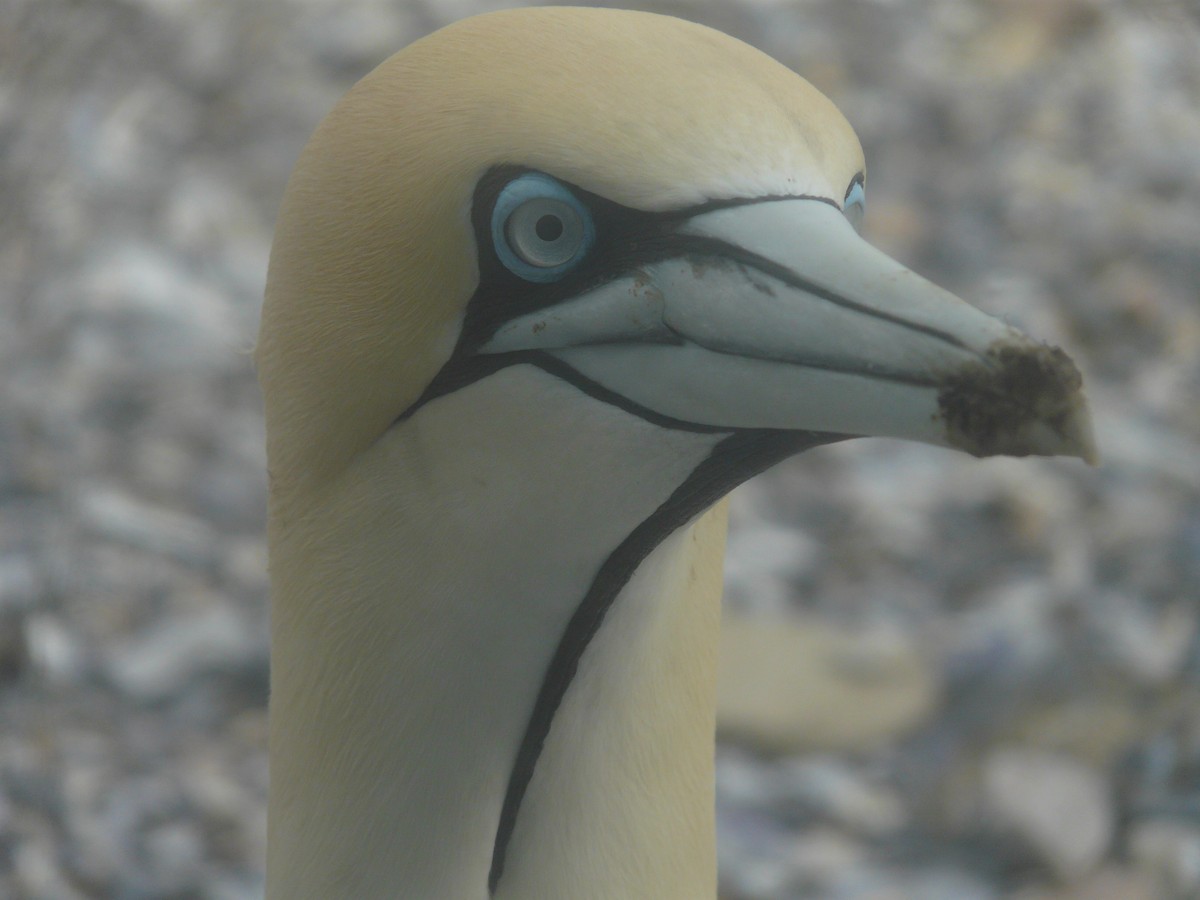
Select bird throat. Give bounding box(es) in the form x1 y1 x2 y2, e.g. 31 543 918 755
489 425 829 892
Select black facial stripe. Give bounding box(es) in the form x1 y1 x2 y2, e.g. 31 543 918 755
397 350 729 436
462 166 683 356
397 166 947 431
845 170 865 201
487 427 840 894
396 167 843 426
525 354 729 434
463 165 843 355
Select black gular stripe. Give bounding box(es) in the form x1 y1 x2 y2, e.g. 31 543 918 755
487 427 837 893
391 167 858 894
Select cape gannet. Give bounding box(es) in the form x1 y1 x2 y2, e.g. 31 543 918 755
256 8 1095 898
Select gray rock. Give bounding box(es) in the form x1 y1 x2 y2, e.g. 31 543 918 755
1129 819 1200 896
775 756 906 836
24 614 85 684
76 486 218 568
5 0 1199 897
105 605 264 701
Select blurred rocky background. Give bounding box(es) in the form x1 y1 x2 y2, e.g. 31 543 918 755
2 0 1198 897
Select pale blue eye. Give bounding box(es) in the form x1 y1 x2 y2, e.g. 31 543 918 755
491 173 595 282
843 179 865 232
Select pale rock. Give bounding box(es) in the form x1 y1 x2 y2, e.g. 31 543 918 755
1129 819 1200 895
1012 866 1158 900
783 827 867 890
105 605 263 701
982 748 1112 880
776 756 906 835
13 832 88 900
723 522 817 612
24 614 84 684
905 867 998 900
77 486 217 567
205 874 268 900
0 554 39 613
947 578 1057 678
718 614 939 753
144 820 203 889
1016 700 1142 769
1098 596 1195 685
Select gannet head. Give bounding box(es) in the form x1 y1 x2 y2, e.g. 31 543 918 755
258 7 1095 500
256 8 1095 896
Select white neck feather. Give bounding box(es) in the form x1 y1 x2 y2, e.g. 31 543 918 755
266 366 726 899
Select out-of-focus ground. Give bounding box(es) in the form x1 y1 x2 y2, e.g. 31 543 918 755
2 0 1198 897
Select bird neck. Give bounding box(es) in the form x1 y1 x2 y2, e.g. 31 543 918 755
265 367 726 899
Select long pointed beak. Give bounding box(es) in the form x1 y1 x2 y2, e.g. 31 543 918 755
483 199 1096 463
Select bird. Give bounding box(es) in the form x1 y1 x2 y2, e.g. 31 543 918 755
255 7 1095 899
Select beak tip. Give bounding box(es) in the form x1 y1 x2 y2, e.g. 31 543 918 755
938 338 1098 465
1022 401 1099 466
1063 404 1100 467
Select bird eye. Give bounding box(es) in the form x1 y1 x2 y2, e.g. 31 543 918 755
491 173 595 282
843 177 865 233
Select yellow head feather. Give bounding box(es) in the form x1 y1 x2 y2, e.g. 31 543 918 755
258 6 864 498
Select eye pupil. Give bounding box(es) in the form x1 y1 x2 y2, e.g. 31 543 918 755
504 200 580 268
535 214 564 242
